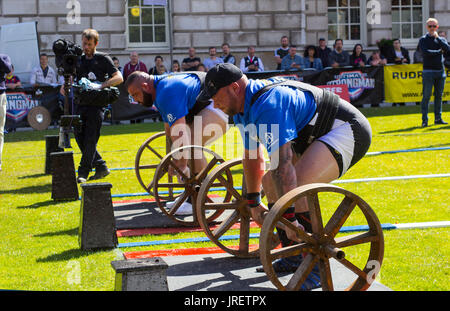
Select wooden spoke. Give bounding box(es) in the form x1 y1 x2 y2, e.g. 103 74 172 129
138 164 159 170
318 258 334 291
195 157 220 182
307 192 324 235
335 231 379 248
135 131 167 194
166 158 189 180
155 182 186 188
167 190 190 216
324 196 357 238
285 254 319 291
204 202 241 210
339 258 368 280
239 212 251 254
212 210 241 239
216 174 242 200
269 242 313 261
145 145 164 159
277 217 316 245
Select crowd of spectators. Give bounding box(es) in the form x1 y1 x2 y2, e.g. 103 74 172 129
109 35 434 83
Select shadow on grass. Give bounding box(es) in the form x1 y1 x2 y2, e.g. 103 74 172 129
379 124 450 135
34 227 78 237
0 184 51 195
361 102 450 118
379 125 423 134
16 199 62 209
18 173 49 179
35 247 112 263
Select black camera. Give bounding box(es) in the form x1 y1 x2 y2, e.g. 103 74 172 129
52 38 83 149
52 39 82 75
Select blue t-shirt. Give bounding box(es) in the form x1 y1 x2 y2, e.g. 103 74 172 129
153 73 202 126
233 79 316 156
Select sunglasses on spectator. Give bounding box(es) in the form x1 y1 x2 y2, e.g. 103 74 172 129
427 24 437 28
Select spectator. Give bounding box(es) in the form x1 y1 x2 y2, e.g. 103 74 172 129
317 38 332 68
274 35 290 70
197 63 207 72
349 44 367 68
182 47 201 71
330 39 350 68
419 18 450 127
171 60 181 73
148 55 165 75
386 39 410 64
203 47 224 70
302 45 323 70
367 50 387 66
5 65 21 89
413 43 424 63
221 43 236 65
240 46 264 72
30 53 58 85
281 45 303 71
158 64 167 75
112 57 123 75
123 51 148 81
0 54 12 172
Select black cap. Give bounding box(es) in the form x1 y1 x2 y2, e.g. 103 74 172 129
197 63 243 102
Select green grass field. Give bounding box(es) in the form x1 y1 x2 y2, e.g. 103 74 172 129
0 104 449 291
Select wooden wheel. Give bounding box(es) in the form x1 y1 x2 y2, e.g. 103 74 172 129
153 145 226 227
135 131 169 196
259 183 384 291
197 159 275 258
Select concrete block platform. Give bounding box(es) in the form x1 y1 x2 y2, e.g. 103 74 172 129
162 253 391 291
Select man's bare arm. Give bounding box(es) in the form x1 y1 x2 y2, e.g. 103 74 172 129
102 70 123 88
270 142 297 198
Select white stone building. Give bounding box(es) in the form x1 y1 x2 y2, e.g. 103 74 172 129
0 0 449 73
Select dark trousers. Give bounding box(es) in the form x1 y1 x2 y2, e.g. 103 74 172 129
73 105 106 177
421 70 446 122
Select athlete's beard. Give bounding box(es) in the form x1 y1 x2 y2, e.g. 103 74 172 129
141 91 154 107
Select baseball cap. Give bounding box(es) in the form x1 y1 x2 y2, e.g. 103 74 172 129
196 63 243 102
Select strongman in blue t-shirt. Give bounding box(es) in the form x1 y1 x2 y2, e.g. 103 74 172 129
197 63 372 289
125 71 229 215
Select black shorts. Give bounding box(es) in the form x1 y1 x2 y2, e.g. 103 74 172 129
291 99 372 177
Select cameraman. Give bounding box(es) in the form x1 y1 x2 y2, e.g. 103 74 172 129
73 29 123 183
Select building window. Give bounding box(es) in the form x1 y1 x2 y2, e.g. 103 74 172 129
127 0 168 47
327 0 362 42
392 0 424 40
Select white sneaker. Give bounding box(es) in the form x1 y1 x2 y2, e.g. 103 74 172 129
166 196 182 209
166 197 193 215
171 201 193 216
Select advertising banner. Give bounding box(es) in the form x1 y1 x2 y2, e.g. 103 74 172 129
5 85 61 129
302 66 384 107
384 64 450 103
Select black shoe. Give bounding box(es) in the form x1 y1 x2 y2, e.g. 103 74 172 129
88 168 110 180
256 255 303 273
435 119 448 125
421 121 428 127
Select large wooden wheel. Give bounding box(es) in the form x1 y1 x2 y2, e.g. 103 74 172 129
153 145 227 227
135 131 169 196
259 183 384 291
197 159 276 258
